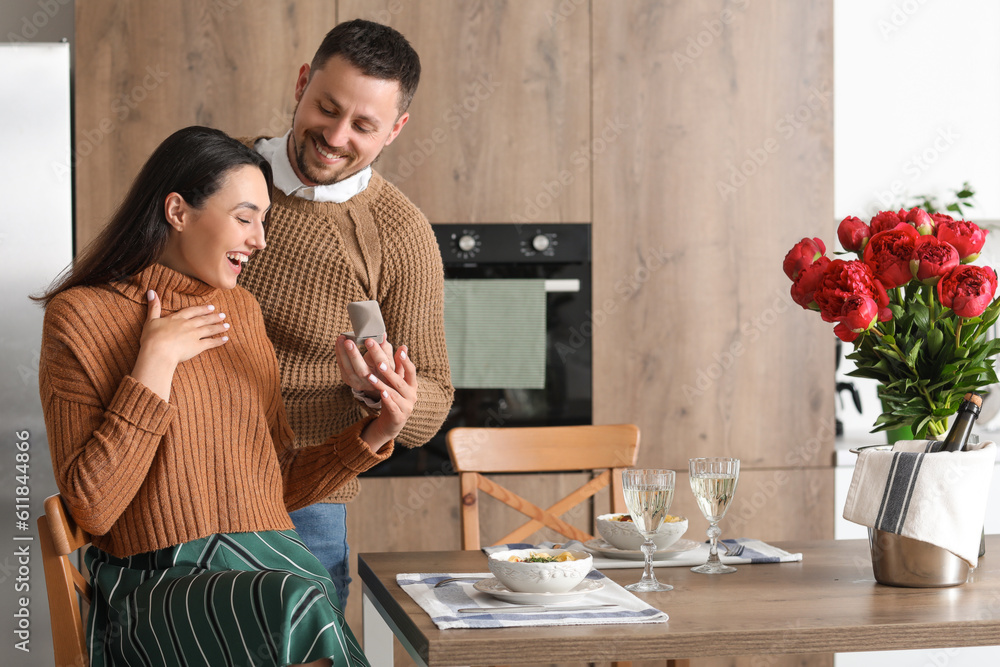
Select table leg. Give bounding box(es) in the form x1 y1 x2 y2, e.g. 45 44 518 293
363 583 395 667
362 582 430 667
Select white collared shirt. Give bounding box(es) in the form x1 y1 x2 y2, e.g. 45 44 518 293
255 132 372 203
254 132 382 410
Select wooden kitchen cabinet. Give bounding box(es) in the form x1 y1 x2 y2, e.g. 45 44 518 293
339 0 592 224
590 0 836 471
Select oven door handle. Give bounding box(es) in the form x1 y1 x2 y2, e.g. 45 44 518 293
544 279 580 293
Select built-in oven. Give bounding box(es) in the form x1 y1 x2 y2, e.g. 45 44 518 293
361 223 592 476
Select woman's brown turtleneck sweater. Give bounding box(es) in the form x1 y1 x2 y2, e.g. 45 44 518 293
38 263 392 558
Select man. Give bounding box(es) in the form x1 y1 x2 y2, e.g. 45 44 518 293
238 19 453 607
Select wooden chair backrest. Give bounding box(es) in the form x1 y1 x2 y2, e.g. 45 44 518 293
38 494 91 667
446 424 640 550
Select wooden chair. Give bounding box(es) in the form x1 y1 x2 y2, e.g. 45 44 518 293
38 494 91 667
447 423 640 550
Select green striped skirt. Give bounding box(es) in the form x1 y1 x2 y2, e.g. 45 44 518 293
84 530 369 667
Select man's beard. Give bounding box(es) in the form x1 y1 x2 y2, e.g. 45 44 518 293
293 133 358 185
291 122 382 186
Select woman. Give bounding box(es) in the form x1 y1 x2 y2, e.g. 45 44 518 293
36 126 415 667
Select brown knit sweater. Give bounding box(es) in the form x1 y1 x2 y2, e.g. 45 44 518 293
38 263 393 558
239 164 453 503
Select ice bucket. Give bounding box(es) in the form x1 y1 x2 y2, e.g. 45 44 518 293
851 443 975 587
868 528 970 587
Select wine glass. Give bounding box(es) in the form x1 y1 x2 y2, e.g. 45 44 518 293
621 468 676 592
689 457 740 574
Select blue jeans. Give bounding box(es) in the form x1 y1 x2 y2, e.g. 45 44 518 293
289 503 350 607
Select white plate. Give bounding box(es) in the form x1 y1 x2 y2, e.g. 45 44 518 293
472 577 604 605
583 537 701 560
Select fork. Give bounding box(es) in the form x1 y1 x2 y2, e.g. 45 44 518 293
722 541 745 558
433 576 483 588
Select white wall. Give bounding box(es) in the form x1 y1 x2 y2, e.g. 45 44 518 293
835 0 1000 438
835 0 1000 220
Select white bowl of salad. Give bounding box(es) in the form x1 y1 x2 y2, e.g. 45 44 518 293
596 513 688 551
487 548 593 594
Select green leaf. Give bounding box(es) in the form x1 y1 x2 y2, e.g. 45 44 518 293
881 348 905 363
927 327 945 356
979 299 1000 328
941 361 974 375
854 373 892 385
913 415 934 437
961 324 980 347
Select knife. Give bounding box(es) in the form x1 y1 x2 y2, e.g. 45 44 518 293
458 604 619 614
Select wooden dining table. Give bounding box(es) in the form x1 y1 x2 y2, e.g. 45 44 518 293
359 536 1000 666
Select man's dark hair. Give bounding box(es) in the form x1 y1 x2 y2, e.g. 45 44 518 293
311 19 421 115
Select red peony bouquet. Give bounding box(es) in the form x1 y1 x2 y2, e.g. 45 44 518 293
785 208 1000 438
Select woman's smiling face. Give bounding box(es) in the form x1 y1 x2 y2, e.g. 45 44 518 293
159 164 271 290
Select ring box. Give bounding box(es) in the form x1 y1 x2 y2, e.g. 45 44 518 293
343 300 386 346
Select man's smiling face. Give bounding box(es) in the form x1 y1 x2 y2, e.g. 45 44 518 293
287 55 409 186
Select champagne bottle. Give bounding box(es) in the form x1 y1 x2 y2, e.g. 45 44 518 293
940 393 982 452
937 393 985 556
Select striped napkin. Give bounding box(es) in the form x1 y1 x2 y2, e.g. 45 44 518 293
843 440 996 566
395 570 668 630
484 539 803 569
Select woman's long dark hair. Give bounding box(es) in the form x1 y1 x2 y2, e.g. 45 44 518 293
33 126 273 306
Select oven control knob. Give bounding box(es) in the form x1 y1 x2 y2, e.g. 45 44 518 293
458 235 477 252
531 234 551 252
